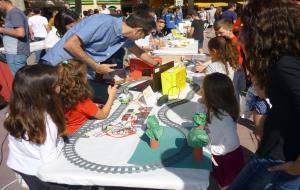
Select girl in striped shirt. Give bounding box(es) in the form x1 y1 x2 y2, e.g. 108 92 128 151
194 36 239 80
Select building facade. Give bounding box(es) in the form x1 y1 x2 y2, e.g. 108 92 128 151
67 0 121 10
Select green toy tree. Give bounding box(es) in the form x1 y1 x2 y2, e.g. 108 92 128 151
193 112 207 129
145 115 164 149
188 112 209 160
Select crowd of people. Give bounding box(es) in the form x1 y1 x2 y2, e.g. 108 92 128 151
0 0 299 189
82 4 122 18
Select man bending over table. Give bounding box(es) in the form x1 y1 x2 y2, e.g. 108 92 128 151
42 10 160 78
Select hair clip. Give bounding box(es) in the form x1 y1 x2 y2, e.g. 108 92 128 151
62 60 69 64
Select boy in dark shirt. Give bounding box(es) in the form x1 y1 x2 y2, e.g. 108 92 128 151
188 11 205 52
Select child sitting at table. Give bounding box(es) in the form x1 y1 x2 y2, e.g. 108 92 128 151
194 36 239 80
4 64 66 189
57 60 118 135
199 73 244 189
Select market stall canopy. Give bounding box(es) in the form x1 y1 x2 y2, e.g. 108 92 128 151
237 1 247 5
194 2 228 7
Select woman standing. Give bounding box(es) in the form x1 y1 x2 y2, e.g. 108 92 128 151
230 0 300 189
45 9 79 49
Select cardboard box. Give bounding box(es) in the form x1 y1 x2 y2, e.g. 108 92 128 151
161 66 186 96
129 57 162 80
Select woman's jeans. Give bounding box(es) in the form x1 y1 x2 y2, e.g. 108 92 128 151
33 37 46 63
229 154 300 190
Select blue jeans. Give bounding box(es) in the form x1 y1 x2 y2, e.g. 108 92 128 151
229 154 300 190
33 37 46 63
6 54 28 75
0 53 6 62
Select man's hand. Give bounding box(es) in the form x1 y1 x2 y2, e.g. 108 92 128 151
95 64 116 74
269 157 300 176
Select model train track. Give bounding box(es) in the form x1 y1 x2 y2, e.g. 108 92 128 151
63 81 200 174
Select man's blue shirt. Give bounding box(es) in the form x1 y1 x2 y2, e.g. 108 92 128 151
221 10 237 23
42 14 134 65
175 12 183 25
164 13 176 29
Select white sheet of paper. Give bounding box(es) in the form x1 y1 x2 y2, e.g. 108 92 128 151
142 86 157 106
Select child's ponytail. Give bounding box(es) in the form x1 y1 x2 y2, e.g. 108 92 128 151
208 36 239 75
223 37 239 71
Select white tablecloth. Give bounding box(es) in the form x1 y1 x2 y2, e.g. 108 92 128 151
152 39 198 56
38 82 210 190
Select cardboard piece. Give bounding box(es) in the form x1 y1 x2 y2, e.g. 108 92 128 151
161 66 186 96
142 86 157 106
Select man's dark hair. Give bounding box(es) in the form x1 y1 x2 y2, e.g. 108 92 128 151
134 4 151 12
125 10 156 34
83 10 89 17
191 11 199 17
94 9 99 14
228 2 236 8
33 8 41 15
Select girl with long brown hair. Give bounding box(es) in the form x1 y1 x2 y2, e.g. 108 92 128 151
200 73 244 189
5 64 65 189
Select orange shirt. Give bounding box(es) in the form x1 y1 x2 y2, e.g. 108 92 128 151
233 18 241 33
65 98 98 135
232 35 244 65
